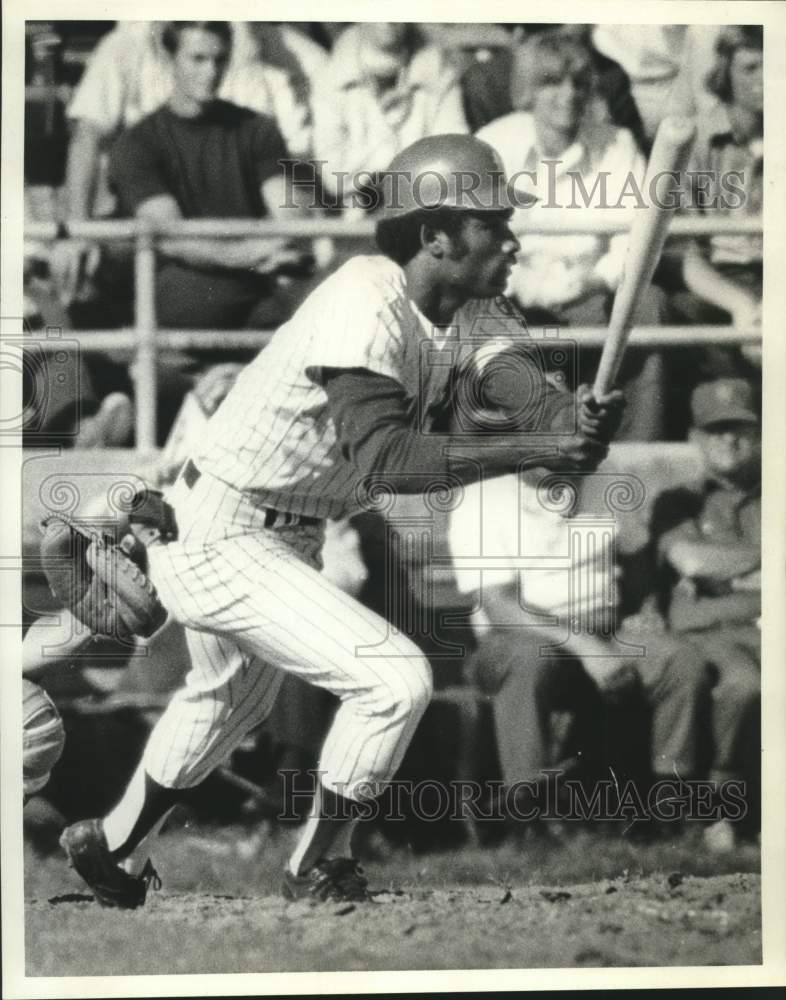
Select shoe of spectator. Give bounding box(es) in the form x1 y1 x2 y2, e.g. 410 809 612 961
75 392 134 448
703 818 737 854
60 818 161 908
281 857 371 903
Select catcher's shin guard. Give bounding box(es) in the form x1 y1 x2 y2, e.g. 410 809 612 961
23 680 65 800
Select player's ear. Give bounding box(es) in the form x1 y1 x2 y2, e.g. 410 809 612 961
419 222 450 259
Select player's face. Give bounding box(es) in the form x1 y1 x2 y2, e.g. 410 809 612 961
730 48 763 114
444 212 521 298
696 421 761 481
172 28 230 106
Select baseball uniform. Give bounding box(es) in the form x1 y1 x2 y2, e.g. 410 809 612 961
143 254 532 800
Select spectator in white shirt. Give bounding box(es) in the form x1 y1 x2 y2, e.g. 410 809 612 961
312 23 469 211
230 22 328 116
592 25 723 141
447 467 715 827
480 32 646 321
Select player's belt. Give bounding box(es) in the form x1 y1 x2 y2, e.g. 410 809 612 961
180 459 321 529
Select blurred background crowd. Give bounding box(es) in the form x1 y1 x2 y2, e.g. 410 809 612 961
23 19 762 446
22 21 762 857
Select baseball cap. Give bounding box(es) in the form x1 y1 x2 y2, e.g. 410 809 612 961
690 377 759 428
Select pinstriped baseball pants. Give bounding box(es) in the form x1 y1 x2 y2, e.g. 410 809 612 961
145 470 433 800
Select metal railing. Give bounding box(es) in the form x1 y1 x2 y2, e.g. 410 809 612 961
24 215 763 453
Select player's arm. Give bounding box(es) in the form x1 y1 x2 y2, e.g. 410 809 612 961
458 343 624 442
323 367 616 493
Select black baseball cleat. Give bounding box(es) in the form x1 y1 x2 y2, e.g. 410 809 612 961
59 818 161 909
282 857 371 903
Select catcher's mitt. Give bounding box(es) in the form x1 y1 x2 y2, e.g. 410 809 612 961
39 510 168 641
23 679 65 799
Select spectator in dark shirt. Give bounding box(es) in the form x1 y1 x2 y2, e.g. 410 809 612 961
49 20 314 311
653 376 761 851
108 20 309 331
94 21 312 439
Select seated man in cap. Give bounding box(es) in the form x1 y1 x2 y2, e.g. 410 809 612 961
652 375 761 852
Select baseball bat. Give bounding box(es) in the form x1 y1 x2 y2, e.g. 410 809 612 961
593 116 697 399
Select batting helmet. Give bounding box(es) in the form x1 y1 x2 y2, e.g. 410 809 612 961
376 133 532 221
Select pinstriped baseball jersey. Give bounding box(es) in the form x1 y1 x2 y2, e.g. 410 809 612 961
145 470 433 797
137 252 529 801
194 254 530 520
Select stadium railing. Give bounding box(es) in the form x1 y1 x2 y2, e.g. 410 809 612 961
24 214 762 453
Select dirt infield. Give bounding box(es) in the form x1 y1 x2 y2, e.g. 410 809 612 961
23 824 761 975
26 873 760 975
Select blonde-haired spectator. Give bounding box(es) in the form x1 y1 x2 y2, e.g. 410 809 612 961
483 33 647 319
478 32 664 438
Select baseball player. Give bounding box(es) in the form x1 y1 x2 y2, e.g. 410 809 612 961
59 133 624 907
23 673 67 804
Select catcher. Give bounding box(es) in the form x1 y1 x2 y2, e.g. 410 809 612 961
23 679 66 804
22 487 173 803
21 362 279 806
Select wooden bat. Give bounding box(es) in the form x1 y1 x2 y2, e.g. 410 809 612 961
593 116 697 399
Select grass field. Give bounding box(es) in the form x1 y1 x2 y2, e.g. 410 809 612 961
23 816 761 975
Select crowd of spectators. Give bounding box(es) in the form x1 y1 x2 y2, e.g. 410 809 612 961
23 20 762 444
447 373 760 851
22 21 762 852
